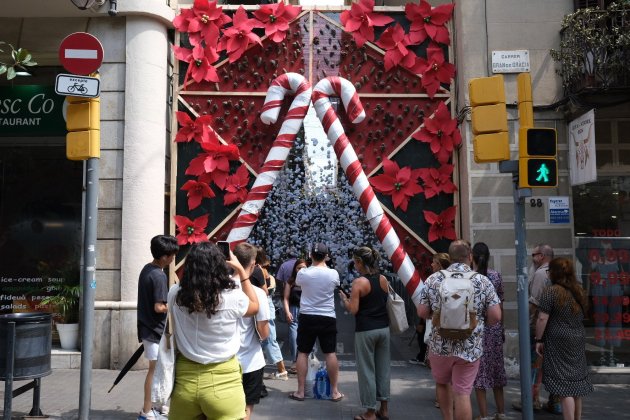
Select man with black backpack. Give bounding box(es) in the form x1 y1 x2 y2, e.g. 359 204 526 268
418 240 501 420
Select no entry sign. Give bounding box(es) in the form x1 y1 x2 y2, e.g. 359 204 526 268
59 32 104 75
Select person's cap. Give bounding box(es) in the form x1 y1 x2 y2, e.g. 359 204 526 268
312 242 329 255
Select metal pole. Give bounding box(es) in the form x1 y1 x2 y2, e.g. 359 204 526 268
513 175 534 420
3 321 15 420
78 157 99 419
499 160 533 420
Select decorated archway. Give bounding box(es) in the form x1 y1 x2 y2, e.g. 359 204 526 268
171 1 460 295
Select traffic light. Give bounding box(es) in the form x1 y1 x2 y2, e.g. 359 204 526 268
518 127 558 188
66 96 100 160
468 75 510 163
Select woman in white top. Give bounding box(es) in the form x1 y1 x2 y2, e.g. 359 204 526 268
168 242 258 420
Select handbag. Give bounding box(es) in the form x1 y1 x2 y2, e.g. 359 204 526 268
386 284 409 334
151 313 176 406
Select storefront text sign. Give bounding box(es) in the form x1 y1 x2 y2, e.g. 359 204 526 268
549 196 570 224
491 50 530 73
0 86 66 137
569 109 597 186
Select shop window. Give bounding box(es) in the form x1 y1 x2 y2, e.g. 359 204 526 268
595 121 612 143
618 121 630 143
596 149 614 167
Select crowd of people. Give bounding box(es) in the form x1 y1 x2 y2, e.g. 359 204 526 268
134 235 592 420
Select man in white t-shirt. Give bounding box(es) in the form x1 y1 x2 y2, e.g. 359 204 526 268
234 243 270 420
288 243 344 402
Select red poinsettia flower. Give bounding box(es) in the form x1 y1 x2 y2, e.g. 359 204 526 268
413 101 461 163
340 0 394 48
253 2 302 43
174 112 216 144
423 206 457 242
419 164 457 199
181 179 216 210
369 158 423 212
411 44 455 98
173 0 232 46
173 43 219 85
376 24 416 72
218 6 263 63
223 165 250 206
174 214 209 245
186 142 240 190
405 0 454 45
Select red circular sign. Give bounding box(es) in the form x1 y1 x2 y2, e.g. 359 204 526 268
58 32 104 75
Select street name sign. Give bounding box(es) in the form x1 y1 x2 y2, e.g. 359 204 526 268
55 74 100 98
492 50 530 73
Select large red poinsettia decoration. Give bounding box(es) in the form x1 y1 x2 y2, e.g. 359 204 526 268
175 112 215 144
412 43 455 98
424 206 457 242
254 2 302 43
223 165 250 206
181 179 216 210
174 44 219 85
405 0 454 46
218 6 263 63
413 101 461 163
369 159 423 212
174 214 209 245
186 142 240 190
340 0 394 48
420 164 457 199
376 24 417 72
173 0 231 46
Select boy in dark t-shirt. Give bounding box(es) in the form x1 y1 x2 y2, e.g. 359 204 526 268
137 235 179 420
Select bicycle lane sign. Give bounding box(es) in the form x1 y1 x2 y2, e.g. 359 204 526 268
55 74 100 98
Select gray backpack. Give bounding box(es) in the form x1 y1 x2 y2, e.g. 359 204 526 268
432 270 477 340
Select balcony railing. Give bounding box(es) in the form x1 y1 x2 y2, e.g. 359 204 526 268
551 3 630 94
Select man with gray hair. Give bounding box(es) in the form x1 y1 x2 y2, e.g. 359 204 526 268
419 240 501 420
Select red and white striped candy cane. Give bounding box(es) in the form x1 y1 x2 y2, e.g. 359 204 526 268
312 76 422 305
226 73 312 245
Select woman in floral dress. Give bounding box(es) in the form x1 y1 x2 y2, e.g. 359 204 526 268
472 242 507 420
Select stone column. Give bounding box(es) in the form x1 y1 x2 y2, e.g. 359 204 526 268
119 15 169 364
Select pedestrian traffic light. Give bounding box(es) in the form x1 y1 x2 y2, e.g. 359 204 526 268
518 127 558 188
66 96 100 161
468 75 510 163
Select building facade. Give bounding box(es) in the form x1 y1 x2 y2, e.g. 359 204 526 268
1 0 627 369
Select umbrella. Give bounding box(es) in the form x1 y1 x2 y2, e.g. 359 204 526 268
108 344 144 393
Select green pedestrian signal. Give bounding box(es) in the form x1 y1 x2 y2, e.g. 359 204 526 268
522 158 557 187
518 127 558 188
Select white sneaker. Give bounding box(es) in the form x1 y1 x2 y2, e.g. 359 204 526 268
138 409 167 420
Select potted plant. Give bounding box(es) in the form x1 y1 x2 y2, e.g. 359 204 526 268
41 283 80 350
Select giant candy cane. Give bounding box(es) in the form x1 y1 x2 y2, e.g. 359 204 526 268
226 73 312 245
312 77 422 305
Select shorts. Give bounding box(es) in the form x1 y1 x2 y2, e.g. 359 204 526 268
429 353 480 395
242 367 264 406
142 339 159 361
297 314 337 354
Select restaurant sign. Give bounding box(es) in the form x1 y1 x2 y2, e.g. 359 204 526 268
0 85 66 137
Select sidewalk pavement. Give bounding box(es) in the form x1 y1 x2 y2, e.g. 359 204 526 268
2 362 628 419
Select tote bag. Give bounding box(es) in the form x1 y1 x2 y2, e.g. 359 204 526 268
151 315 176 406
386 284 409 334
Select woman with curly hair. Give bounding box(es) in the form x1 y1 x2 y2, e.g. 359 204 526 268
167 242 259 420
535 258 593 420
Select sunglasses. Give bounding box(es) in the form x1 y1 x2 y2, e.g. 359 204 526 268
531 252 542 257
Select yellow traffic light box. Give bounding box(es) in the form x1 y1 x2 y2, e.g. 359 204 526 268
468 75 510 163
66 96 100 160
518 127 558 188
